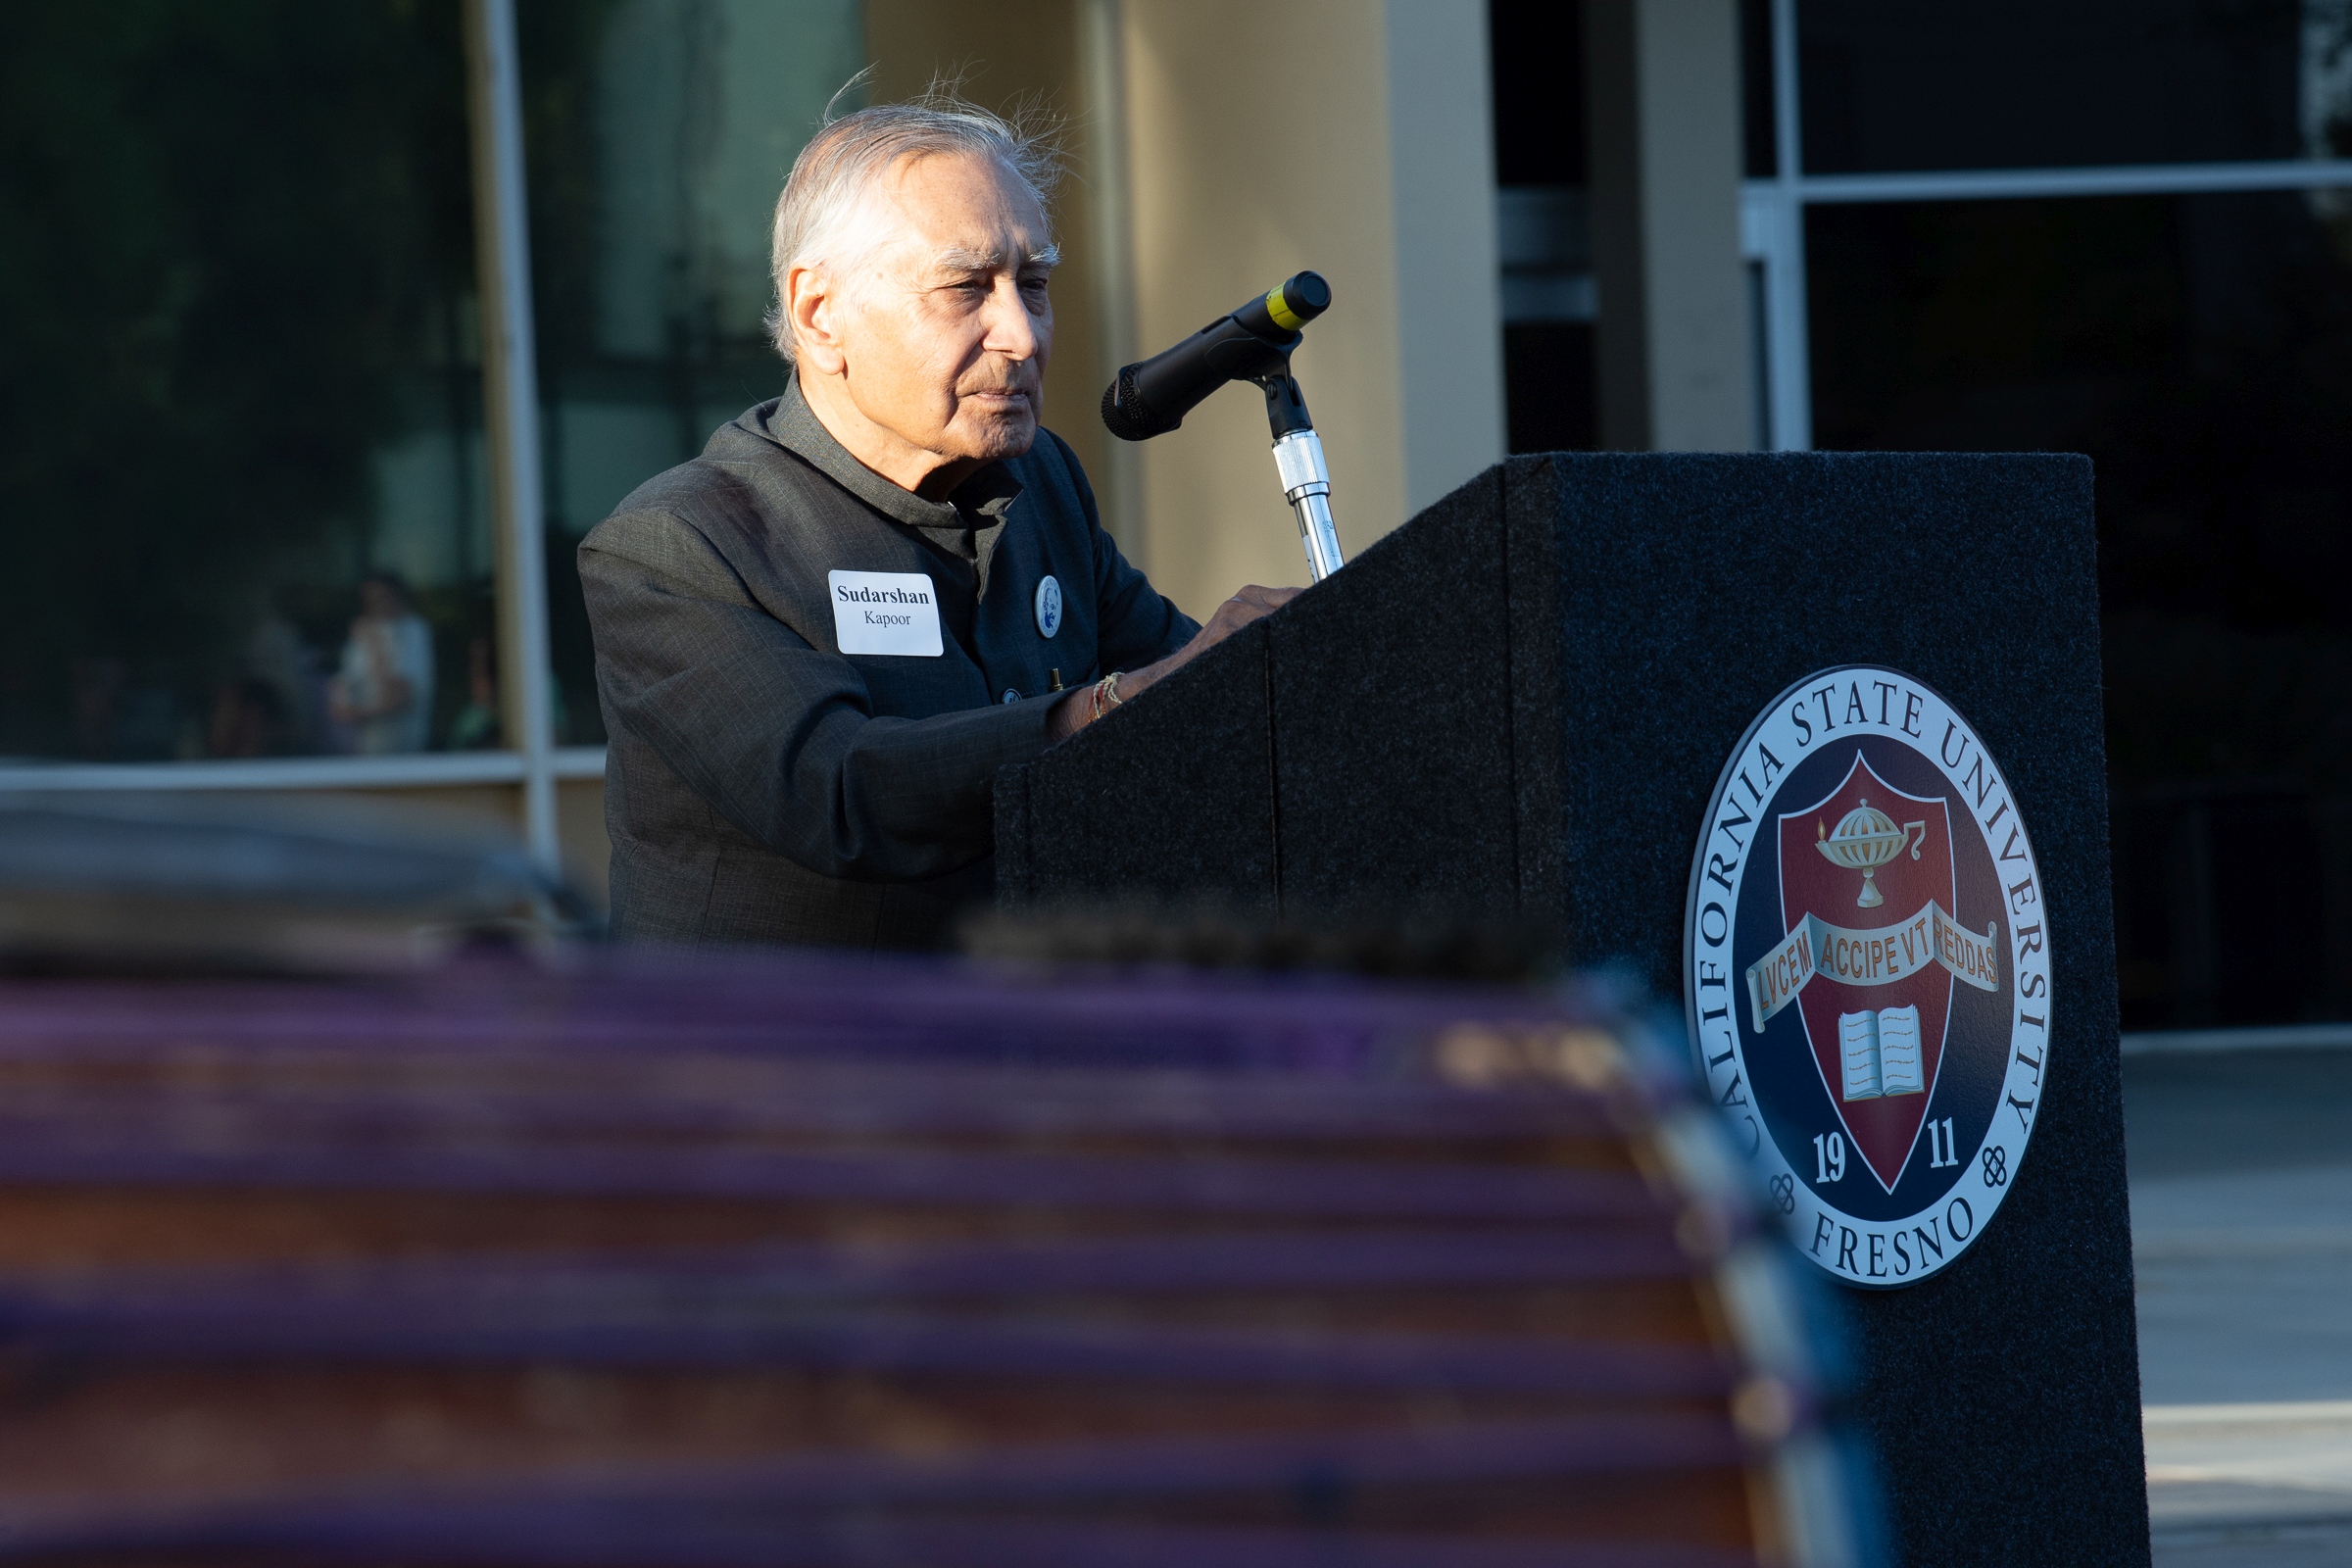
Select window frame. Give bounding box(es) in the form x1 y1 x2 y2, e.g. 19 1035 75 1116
1743 0 2352 1042
1741 0 2352 454
0 0 584 870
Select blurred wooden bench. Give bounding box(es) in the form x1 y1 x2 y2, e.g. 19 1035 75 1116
0 954 1869 1566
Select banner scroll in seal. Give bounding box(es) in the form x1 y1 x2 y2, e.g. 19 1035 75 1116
1745 900 2001 1032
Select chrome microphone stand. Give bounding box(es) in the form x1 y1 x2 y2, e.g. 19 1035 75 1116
1260 373 1346 582
1098 270 1345 581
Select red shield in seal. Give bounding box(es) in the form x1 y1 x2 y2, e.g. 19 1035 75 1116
1777 753 1955 1191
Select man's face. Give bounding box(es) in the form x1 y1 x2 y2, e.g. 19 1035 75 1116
822 151 1054 469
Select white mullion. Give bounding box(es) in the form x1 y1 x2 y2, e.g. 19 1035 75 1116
0 749 605 793
1764 0 1812 452
0 754 527 794
463 0 560 873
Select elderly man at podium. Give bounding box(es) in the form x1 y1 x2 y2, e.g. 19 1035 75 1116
579 92 1294 950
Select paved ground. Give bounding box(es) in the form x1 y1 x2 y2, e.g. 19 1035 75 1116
2126 1046 2352 1566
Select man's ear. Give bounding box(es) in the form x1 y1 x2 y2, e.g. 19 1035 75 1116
787 264 850 376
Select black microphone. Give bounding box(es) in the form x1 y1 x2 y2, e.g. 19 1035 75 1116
1101 271 1332 442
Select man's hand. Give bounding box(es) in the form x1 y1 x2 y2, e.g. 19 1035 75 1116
1048 584 1301 741
1148 584 1300 684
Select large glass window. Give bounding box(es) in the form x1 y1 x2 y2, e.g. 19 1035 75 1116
1797 0 2352 174
1807 190 2352 1026
0 0 863 879
0 4 489 760
522 0 863 747
1742 0 2352 1031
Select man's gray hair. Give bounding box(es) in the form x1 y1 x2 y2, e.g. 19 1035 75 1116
766 80 1064 361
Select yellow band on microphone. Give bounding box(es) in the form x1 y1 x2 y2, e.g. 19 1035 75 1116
1264 285 1304 332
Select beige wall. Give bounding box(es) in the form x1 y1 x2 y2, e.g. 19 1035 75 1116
1120 1 1402 612
1119 0 1502 617
863 0 1119 534
1382 0 1507 514
867 0 1505 622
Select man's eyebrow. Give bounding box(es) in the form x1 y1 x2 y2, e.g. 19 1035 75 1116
932 243 1062 273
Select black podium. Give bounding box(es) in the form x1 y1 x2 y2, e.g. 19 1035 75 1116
999 453 2146 1567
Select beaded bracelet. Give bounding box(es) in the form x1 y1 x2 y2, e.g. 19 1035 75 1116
1090 670 1123 724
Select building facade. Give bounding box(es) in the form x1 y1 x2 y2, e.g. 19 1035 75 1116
6 0 2346 1032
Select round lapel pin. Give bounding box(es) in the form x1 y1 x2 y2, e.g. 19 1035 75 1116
1035 574 1062 638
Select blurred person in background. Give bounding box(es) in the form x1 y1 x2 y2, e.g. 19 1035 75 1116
205 677 289 759
448 633 567 751
447 634 500 751
328 571 434 754
240 597 325 754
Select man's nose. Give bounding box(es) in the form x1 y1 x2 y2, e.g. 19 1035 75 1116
980 275 1039 361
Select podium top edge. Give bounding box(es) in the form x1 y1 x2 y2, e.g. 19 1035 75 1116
1496 449 2093 465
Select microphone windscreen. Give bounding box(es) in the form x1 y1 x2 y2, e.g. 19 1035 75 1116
1100 364 1160 442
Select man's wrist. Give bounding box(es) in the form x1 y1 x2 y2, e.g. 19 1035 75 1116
1046 687 1089 742
1043 652 1186 744
1089 670 1124 723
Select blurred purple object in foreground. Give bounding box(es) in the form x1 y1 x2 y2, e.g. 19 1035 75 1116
0 951 1875 1567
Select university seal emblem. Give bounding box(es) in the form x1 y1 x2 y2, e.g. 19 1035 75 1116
1683 666 2051 1287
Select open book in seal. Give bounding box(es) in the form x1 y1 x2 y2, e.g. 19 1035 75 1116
1838 1004 1924 1101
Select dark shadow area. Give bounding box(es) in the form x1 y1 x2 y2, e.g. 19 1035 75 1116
1797 0 2348 174
1807 190 2352 1029
0 3 501 760
1502 322 1598 455
1487 0 1586 188
1488 0 1599 455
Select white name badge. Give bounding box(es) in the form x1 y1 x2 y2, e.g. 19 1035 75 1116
828 570 943 657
